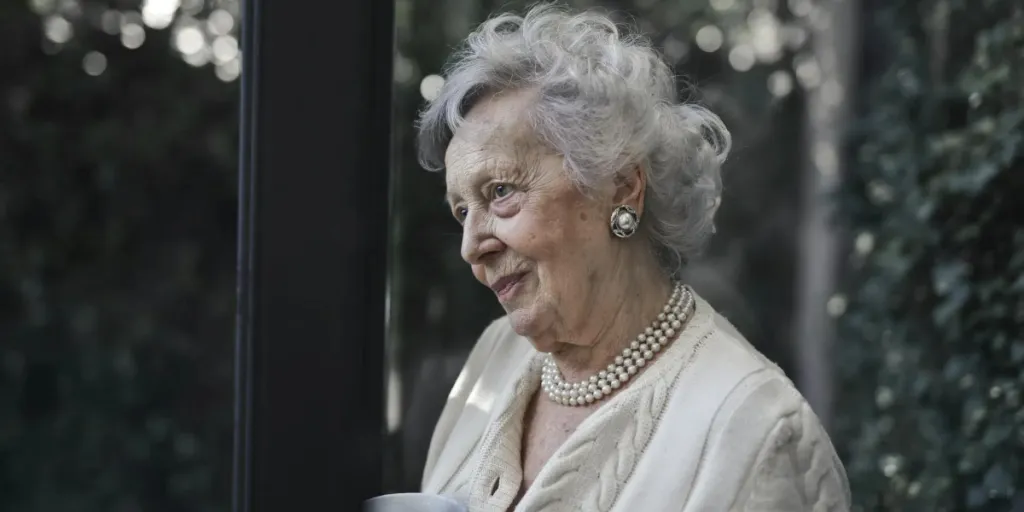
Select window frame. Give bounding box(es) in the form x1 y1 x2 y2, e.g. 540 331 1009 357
233 0 395 509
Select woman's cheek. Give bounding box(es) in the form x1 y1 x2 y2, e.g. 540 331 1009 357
493 201 534 244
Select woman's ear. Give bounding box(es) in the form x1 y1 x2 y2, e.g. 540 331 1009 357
612 164 647 213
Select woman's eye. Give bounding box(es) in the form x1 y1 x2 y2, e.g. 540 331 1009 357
455 206 468 220
492 183 513 199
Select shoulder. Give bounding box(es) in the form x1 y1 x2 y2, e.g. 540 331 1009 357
678 301 798 431
679 299 851 510
690 297 805 422
715 375 850 510
688 375 851 510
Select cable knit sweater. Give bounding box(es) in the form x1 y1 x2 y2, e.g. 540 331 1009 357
421 292 851 511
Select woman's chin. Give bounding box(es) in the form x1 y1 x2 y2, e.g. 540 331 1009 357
505 307 545 340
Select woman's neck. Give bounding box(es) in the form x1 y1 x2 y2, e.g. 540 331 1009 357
547 257 672 383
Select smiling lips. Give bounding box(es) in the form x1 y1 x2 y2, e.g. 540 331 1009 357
490 272 526 301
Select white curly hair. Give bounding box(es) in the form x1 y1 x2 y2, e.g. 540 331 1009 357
417 3 731 274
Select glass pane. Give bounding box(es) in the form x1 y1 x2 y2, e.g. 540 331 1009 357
387 0 803 492
2 1 240 510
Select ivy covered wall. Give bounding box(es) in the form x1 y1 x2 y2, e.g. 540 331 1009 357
835 0 1024 510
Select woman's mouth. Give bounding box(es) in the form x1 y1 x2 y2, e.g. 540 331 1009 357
490 272 526 301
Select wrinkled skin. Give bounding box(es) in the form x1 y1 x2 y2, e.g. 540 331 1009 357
444 89 670 380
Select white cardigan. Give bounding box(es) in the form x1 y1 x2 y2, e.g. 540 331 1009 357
422 292 851 511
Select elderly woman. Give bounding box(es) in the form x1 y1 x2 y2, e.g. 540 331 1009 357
416 5 850 511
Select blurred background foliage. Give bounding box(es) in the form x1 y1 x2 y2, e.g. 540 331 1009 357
834 0 1024 510
1 0 238 510
0 0 1020 511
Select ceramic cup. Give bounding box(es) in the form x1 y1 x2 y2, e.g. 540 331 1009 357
363 492 467 512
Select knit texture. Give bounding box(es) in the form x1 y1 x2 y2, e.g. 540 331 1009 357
424 292 851 512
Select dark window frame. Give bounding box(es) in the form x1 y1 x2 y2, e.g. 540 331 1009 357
233 0 394 509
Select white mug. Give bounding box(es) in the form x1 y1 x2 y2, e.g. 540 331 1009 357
363 492 467 512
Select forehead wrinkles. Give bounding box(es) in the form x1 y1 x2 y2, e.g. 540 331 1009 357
446 134 509 173
445 112 543 195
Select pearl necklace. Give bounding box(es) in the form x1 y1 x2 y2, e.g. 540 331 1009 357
541 282 694 407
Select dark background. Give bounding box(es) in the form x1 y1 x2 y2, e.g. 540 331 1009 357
1 0 1021 510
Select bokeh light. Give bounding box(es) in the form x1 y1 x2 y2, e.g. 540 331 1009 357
695 25 723 52
710 0 735 12
183 47 211 67
59 0 83 18
47 0 244 81
826 294 847 318
180 0 205 16
122 11 145 32
101 10 121 35
420 74 445 101
394 54 416 84
788 0 813 17
121 23 146 49
82 51 107 76
215 58 241 82
212 36 239 63
662 35 689 62
854 232 875 256
29 0 55 15
748 9 782 63
767 70 794 97
783 24 809 50
207 9 234 36
813 141 838 179
142 0 180 30
44 15 73 43
728 44 756 71
175 26 206 55
794 52 822 89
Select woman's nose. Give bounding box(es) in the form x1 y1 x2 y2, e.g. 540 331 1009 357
460 215 505 264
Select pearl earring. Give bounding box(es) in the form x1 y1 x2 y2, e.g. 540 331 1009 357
609 205 639 239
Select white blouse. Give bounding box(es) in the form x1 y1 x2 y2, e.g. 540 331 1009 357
421 292 851 511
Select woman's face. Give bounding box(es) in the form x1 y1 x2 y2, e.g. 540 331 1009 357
444 90 623 350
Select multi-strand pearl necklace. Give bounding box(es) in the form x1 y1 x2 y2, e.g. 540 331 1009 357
541 282 694 407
